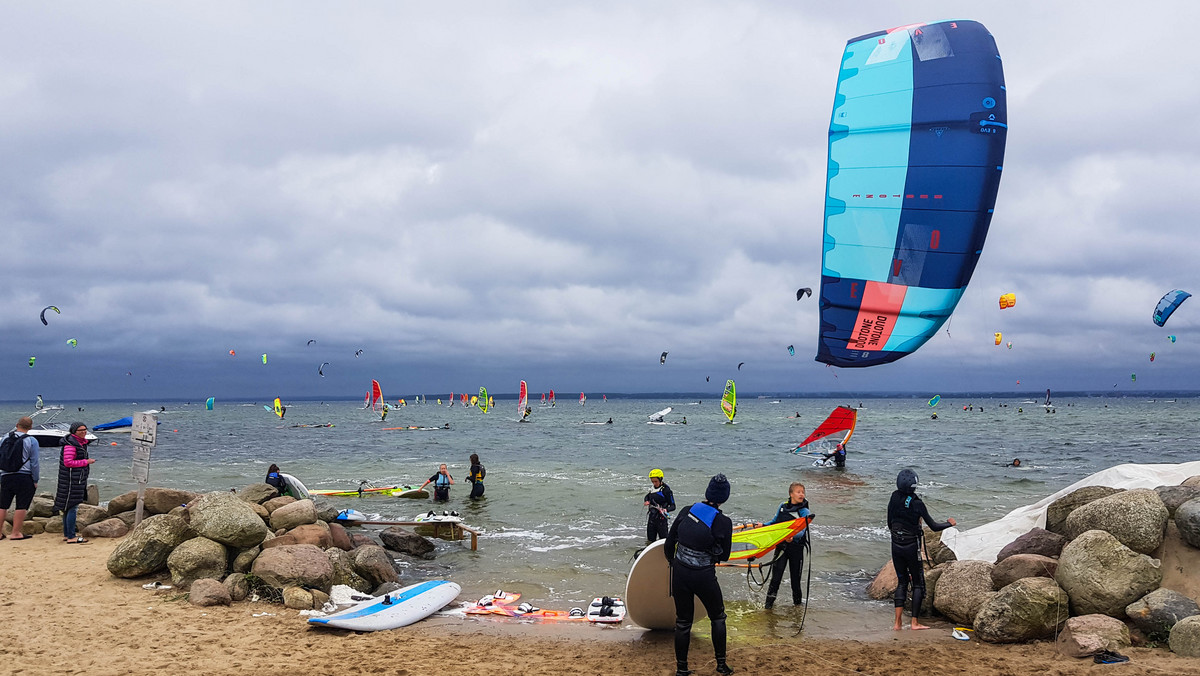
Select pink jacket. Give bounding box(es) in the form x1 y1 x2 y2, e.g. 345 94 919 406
63 443 90 468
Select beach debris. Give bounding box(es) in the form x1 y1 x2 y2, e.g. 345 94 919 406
251 612 277 617
142 582 173 590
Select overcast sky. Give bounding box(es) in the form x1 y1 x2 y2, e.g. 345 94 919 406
3 1 1199 402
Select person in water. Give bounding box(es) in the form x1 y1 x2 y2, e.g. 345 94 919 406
467 453 486 500
822 442 847 468
889 469 956 630
421 463 454 502
380 403 389 422
53 423 97 544
606 418 613 424
644 469 676 542
265 464 286 495
761 482 811 609
279 405 286 419
665 475 734 676
680 416 687 425
1007 458 1021 467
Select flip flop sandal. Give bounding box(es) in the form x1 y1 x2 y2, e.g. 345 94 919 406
67 537 89 544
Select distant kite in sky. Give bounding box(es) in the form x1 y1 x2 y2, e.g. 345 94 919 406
28 356 35 368
999 293 1016 309
737 362 744 371
706 376 710 383
660 352 668 365
1150 352 1156 362
261 354 268 365
355 350 364 357
796 288 812 301
307 339 316 346
40 306 60 325
787 345 795 356
66 338 77 348
1006 341 1012 350
229 350 236 357
318 362 329 376
994 332 1002 346
1168 335 1177 343
1153 289 1191 327
928 395 941 408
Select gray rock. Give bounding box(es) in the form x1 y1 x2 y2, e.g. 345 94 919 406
143 487 200 515
86 484 100 506
312 498 340 524
223 573 251 602
348 532 376 549
1046 486 1124 536
112 510 139 528
76 503 110 529
353 544 401 587
189 578 232 606
82 517 129 538
1126 588 1200 641
250 502 270 523
262 496 296 514
1153 521 1200 603
996 528 1067 562
1173 498 1200 548
373 581 404 596
1065 488 1168 554
43 515 63 534
238 483 279 505
924 527 957 565
28 496 54 518
933 560 996 626
188 491 269 548
232 546 261 574
1169 615 1200 656
311 589 330 608
1055 529 1163 618
250 544 333 592
167 537 229 588
379 526 435 557
1056 614 1132 657
283 586 314 610
1182 476 1200 488
269 499 318 531
973 577 1070 643
107 491 138 515
990 554 1058 590
107 514 195 578
1155 485 1200 517
327 548 374 593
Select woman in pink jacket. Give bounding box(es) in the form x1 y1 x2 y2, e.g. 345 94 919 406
53 423 96 543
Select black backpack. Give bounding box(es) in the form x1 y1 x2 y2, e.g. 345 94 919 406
0 432 29 473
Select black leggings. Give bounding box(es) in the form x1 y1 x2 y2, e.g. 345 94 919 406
647 514 668 542
672 563 727 667
891 540 925 616
766 538 805 604
469 482 485 499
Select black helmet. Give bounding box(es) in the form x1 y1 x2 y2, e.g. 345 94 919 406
896 469 918 491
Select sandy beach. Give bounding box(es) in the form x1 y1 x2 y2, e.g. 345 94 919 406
0 536 1193 676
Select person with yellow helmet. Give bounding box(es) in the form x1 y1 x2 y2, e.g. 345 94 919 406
643 468 675 542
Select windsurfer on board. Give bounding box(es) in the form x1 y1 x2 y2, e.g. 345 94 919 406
889 469 956 631
822 442 847 468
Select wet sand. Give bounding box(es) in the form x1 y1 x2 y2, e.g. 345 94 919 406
1 536 1194 675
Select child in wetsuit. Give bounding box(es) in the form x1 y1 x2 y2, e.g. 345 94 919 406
643 469 675 542
763 482 811 609
888 469 956 630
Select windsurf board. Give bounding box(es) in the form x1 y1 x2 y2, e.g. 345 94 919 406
308 580 460 631
280 472 311 500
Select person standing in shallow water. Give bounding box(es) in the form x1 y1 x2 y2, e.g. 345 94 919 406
665 474 735 676
888 469 956 630
643 469 675 543
467 454 485 500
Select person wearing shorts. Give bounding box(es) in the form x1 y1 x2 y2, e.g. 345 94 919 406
0 417 41 541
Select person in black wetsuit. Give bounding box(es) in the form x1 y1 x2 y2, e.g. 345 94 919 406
761 482 811 609
822 442 847 468
467 453 486 500
665 474 735 676
888 469 956 630
265 464 286 495
643 469 675 542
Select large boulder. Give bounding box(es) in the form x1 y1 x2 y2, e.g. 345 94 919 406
312 499 340 524
75 503 110 529
924 527 957 565
107 491 138 515
106 514 194 578
224 573 251 602
167 537 229 588
262 496 296 514
327 548 374 593
933 560 996 626
1173 498 1200 549
1155 485 1200 518
973 577 1070 643
232 546 261 573
996 528 1067 563
86 484 100 506
82 518 129 538
328 522 353 551
250 544 333 592
1182 476 1200 488
1056 614 1132 657
1126 588 1200 641
261 523 331 550
1055 529 1162 618
283 586 315 610
1153 522 1200 603
1064 488 1168 554
348 533 376 549
143 487 200 515
991 554 1058 589
353 545 401 587
189 578 232 607
238 483 279 505
269 499 318 531
866 560 897 600
1046 486 1123 536
1169 615 1200 657
188 491 269 549
112 510 139 528
42 515 63 533
27 496 55 518
379 526 435 557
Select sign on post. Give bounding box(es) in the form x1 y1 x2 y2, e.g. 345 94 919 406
130 412 158 527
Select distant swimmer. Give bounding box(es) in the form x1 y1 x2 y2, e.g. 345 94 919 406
889 469 956 631
1018 407 1023 413
930 413 938 420
606 418 613 424
442 423 450 429
1006 458 1021 467
681 416 687 425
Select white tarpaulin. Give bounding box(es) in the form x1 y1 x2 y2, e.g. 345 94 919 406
940 461 1200 563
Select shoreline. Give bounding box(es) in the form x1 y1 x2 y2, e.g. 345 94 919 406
3 537 1195 675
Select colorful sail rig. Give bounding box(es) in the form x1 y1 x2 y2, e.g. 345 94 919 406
579 392 586 406
541 393 546 406
363 391 371 409
722 515 814 563
273 397 283 418
789 406 857 453
518 381 528 419
721 380 737 423
1044 388 1052 408
370 380 383 412
478 387 489 413
549 389 556 407
461 393 469 405
816 20 1007 367
205 397 214 411
449 392 454 407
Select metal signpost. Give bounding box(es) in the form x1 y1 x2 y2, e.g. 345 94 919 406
131 412 157 527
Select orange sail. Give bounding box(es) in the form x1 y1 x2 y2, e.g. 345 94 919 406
371 380 383 411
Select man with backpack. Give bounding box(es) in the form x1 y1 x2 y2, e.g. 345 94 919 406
0 417 41 540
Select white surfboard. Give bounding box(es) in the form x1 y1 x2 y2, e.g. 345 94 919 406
625 539 706 630
308 580 460 631
391 486 430 499
280 472 311 500
335 509 367 523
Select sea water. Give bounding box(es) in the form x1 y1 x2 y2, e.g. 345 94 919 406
8 396 1198 636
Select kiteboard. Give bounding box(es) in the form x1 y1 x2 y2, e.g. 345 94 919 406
625 539 707 630
586 596 626 624
280 473 310 500
308 580 460 631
